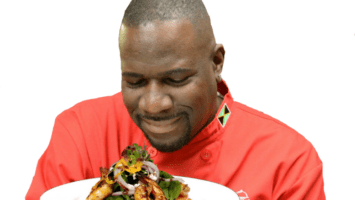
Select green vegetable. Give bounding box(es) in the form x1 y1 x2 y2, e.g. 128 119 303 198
158 172 181 200
134 143 142 150
133 150 140 158
105 196 124 200
168 181 181 200
159 180 171 188
159 171 173 179
122 195 131 200
123 143 153 164
159 180 182 200
162 188 169 198
104 193 131 200
141 168 148 174
147 154 153 162
121 172 128 183
128 155 137 166
113 182 121 192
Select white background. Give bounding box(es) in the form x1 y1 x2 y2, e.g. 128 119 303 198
0 0 354 199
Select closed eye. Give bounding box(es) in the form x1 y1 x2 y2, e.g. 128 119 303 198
126 79 147 88
165 76 190 85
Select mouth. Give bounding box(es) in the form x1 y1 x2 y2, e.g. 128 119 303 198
141 117 181 134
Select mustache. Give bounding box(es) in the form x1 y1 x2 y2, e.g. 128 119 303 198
137 112 187 121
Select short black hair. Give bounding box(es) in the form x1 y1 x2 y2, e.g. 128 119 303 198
122 0 211 27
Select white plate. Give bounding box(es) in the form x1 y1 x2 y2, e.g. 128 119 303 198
41 176 240 200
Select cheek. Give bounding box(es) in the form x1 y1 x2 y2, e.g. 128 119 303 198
122 88 139 114
175 78 216 117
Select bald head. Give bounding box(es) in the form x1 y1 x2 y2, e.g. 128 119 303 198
122 0 211 27
119 0 216 57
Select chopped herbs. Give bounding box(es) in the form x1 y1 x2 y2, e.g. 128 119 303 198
121 143 153 165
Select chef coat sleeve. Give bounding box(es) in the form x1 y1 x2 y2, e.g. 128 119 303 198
26 112 93 200
279 163 326 200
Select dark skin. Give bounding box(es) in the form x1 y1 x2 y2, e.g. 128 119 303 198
120 19 225 152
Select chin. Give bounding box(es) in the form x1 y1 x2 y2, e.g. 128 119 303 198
147 134 190 153
144 125 191 153
136 113 192 152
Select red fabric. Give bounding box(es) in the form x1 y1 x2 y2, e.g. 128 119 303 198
26 81 325 200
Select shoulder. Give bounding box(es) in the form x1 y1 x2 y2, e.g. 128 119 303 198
68 92 124 114
225 100 321 163
56 92 125 121
223 101 323 191
229 101 307 141
232 101 294 130
53 92 132 138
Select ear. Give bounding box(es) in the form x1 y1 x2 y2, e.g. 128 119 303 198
213 44 225 82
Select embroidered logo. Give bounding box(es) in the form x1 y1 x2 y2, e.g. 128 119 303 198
217 103 230 127
236 190 250 200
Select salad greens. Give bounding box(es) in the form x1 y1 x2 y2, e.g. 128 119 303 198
158 171 182 200
105 195 131 200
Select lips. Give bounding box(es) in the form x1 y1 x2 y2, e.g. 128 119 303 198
141 117 181 134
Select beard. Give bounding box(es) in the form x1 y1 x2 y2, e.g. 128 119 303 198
136 112 191 152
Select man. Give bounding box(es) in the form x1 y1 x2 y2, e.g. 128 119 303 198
27 0 325 199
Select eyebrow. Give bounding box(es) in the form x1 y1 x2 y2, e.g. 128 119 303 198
122 68 193 78
122 72 143 78
158 68 193 76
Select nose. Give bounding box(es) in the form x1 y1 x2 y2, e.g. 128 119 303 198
138 82 173 114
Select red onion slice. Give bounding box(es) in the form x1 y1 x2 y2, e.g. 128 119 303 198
142 161 160 181
117 174 135 191
141 165 153 174
113 168 122 177
114 168 135 191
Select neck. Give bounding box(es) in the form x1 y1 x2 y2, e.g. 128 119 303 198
189 93 224 140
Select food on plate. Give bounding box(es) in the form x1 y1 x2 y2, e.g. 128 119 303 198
134 177 165 200
86 143 191 200
87 168 113 200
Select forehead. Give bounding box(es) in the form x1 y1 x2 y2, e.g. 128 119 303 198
119 20 204 61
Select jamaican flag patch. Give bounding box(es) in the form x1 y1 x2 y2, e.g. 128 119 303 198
217 103 231 127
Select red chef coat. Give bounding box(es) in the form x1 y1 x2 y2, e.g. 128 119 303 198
26 81 325 200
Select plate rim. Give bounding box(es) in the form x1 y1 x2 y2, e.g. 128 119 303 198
41 176 240 199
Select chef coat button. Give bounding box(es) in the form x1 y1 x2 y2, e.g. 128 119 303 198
200 149 212 161
147 146 158 157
